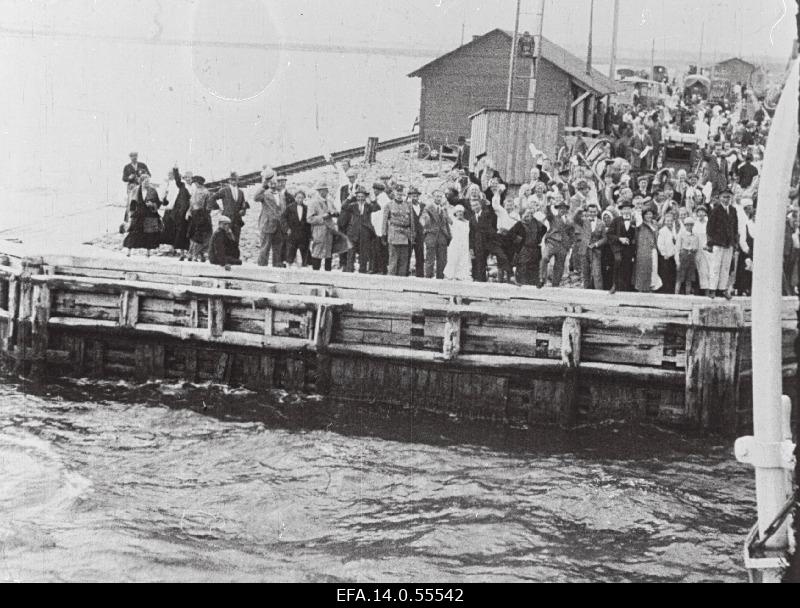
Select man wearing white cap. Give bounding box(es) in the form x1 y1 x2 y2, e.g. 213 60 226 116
209 216 242 269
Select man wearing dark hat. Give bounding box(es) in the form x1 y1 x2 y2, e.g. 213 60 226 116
407 186 426 278
540 197 575 288
339 186 380 273
210 172 249 246
702 142 730 197
454 136 470 171
607 199 637 294
706 189 738 299
736 152 759 190
187 175 214 262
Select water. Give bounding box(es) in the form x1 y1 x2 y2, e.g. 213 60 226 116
0 376 753 582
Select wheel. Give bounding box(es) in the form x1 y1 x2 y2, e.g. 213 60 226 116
416 142 432 161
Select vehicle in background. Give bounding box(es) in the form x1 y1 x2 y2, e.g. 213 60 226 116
652 65 669 83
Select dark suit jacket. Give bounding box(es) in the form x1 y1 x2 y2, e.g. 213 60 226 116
282 201 310 243
339 198 381 243
469 205 498 252
703 155 730 196
707 203 739 249
607 216 637 256
211 186 249 226
420 204 452 246
122 162 151 185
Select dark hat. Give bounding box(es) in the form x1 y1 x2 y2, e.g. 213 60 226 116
555 200 569 209
619 200 634 209
191 175 206 185
408 186 422 195
720 188 734 196
355 186 369 195
576 180 590 190
229 172 239 180
558 167 571 176
695 204 709 214
372 181 386 191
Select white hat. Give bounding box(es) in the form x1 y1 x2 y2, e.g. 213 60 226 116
218 215 232 224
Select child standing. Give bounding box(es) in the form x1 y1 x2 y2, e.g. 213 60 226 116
675 216 699 295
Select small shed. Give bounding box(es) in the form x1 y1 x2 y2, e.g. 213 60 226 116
713 57 757 85
469 109 560 186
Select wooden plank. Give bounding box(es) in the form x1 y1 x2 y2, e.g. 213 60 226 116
442 311 462 360
208 297 224 338
264 307 274 338
557 316 582 428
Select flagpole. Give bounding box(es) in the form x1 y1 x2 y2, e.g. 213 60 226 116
506 0 522 111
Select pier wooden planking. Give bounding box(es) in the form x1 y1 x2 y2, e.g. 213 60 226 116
0 248 796 434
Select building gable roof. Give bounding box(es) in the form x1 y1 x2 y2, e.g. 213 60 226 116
715 57 755 69
408 28 616 96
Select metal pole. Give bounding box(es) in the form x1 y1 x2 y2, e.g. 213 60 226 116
587 0 595 75
699 21 705 74
651 38 655 80
608 0 620 80
529 0 547 106
740 57 799 581
506 0 522 111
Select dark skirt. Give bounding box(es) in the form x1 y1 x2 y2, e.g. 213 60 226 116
123 230 161 250
657 255 677 294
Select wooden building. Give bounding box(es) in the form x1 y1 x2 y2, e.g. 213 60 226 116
408 29 616 150
713 57 757 85
468 109 560 186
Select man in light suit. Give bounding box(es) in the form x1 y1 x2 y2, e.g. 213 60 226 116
420 190 452 279
582 203 608 290
210 172 249 245
254 176 284 266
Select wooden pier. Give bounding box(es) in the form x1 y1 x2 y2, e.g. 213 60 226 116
0 246 796 435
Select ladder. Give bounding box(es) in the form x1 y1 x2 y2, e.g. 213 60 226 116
505 0 546 111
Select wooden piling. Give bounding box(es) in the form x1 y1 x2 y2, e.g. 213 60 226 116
685 304 744 434
558 314 582 428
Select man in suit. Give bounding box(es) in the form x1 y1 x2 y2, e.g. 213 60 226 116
469 196 511 283
282 189 311 267
338 168 359 269
706 189 739 299
420 190 452 279
607 200 637 294
453 136 470 171
253 176 284 267
582 203 608 290
339 186 380 273
370 182 391 274
540 198 574 288
122 152 151 190
382 186 416 277
210 172 249 245
408 186 426 277
702 142 730 197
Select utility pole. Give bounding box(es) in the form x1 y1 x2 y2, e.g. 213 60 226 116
587 0 595 75
651 38 655 80
528 0 547 110
461 21 465 46
699 21 705 74
609 0 620 80
506 0 522 111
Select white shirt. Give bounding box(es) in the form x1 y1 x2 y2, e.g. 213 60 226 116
657 225 678 259
231 185 239 200
372 192 391 237
297 204 304 221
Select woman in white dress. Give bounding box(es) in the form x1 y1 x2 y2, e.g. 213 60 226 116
693 205 711 292
444 205 472 281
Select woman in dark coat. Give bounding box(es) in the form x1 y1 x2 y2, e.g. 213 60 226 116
634 207 659 292
161 168 193 259
123 174 163 256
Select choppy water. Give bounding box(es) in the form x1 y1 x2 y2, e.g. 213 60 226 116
0 376 753 583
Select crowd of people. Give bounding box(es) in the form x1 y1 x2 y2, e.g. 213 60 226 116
119 78 799 296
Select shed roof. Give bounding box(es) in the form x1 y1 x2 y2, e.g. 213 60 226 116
408 28 616 96
715 57 756 69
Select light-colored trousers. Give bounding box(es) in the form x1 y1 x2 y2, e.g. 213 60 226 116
708 246 734 291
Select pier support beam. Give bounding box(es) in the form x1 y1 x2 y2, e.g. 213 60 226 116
685 304 744 434
558 314 582 428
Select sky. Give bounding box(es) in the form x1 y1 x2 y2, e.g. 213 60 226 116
0 0 795 229
0 0 795 62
